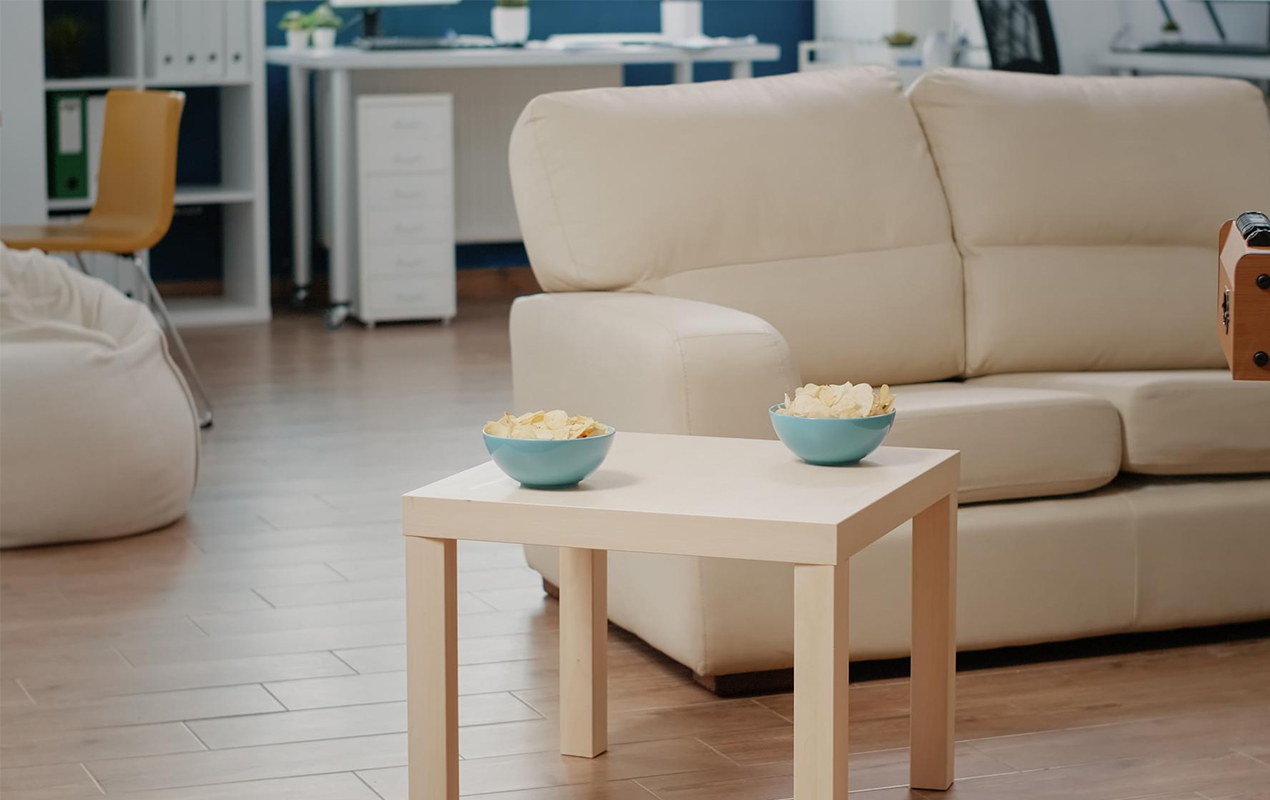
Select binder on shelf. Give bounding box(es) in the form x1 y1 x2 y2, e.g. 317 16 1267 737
200 1 227 79
224 0 251 79
146 0 182 79
178 1 224 80
86 94 107 202
46 92 88 200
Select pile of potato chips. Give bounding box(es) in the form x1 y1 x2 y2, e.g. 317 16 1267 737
483 410 609 440
776 382 896 419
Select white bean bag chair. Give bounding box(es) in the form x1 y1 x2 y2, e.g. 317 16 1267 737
0 245 199 548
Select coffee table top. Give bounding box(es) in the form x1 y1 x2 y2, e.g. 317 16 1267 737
404 433 958 565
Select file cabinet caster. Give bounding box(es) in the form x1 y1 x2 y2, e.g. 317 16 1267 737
325 303 351 330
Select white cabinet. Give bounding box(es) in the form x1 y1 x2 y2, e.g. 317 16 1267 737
353 94 455 326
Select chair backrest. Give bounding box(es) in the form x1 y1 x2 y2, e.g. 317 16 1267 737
508 68 965 387
976 0 1060 74
910 68 1270 376
87 90 184 253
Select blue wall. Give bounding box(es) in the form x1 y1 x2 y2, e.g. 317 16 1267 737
264 0 812 277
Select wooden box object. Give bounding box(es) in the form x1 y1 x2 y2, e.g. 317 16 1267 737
1217 219 1270 380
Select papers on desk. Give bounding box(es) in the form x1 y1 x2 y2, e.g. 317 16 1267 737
534 33 759 52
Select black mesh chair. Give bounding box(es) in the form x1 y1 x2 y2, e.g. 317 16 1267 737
976 0 1061 74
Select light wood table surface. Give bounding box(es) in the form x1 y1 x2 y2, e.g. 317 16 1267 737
403 433 960 800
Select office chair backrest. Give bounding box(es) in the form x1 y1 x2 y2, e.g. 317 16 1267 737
976 0 1061 74
89 90 185 252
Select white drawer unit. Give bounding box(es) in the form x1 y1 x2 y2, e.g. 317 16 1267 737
354 94 455 326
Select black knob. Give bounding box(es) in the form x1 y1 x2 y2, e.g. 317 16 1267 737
1258 274 1270 290
1255 351 1270 368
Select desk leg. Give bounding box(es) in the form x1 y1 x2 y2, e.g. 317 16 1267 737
731 60 753 80
794 561 849 800
328 67 353 314
406 537 458 800
288 67 311 298
911 493 957 791
559 548 607 758
673 61 693 84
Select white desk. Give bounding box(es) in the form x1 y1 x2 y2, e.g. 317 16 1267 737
266 43 779 327
1101 50 1270 81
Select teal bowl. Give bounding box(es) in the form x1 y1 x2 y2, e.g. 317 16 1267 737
483 427 616 488
769 405 895 465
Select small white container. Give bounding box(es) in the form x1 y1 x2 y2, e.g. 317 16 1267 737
285 29 309 52
922 31 954 69
661 0 702 42
311 27 336 52
492 6 529 45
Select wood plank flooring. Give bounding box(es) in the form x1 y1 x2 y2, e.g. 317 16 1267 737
2 303 1269 799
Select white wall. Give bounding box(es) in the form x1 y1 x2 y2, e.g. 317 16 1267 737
815 0 1270 75
0 0 48 225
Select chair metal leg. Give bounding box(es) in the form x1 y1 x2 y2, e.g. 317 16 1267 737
128 254 214 428
72 253 90 274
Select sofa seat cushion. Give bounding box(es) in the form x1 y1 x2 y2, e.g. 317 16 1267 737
968 371 1270 475
886 383 1121 503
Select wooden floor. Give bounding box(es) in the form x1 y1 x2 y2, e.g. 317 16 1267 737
2 303 1269 800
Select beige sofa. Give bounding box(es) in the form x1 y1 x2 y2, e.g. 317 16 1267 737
505 68 1270 684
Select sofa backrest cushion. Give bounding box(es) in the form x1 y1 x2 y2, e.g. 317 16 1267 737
509 68 964 386
910 68 1270 377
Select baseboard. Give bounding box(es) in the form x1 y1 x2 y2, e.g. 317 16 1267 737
269 266 541 305
155 279 223 297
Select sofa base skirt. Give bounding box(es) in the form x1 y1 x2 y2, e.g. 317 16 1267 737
524 474 1270 679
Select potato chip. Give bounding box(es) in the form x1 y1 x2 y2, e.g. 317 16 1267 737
775 382 896 419
484 410 610 440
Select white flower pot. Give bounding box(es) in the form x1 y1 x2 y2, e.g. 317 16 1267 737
661 0 702 42
492 6 529 45
311 27 337 52
285 29 309 52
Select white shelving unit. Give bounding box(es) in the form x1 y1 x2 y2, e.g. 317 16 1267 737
30 0 271 327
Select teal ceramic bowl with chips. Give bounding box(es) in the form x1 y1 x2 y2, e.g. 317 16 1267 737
769 405 895 465
483 427 616 488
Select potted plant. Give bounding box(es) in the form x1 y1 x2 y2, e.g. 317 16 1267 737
884 30 920 67
1160 19 1181 43
279 10 309 52
307 3 343 51
492 0 529 46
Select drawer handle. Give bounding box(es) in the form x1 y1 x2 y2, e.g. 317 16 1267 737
392 153 423 165
393 119 423 130
393 222 424 233
394 188 422 199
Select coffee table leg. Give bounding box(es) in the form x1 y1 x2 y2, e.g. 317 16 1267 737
794 561 850 800
911 493 957 791
559 548 607 758
406 537 458 800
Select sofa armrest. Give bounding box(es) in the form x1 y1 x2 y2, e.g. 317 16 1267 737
511 293 799 439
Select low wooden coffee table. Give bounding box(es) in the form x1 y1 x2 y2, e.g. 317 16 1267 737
403 433 960 800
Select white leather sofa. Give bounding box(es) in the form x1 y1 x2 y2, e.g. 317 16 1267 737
506 68 1270 684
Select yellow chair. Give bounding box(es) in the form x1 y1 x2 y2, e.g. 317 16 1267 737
1 89 212 427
